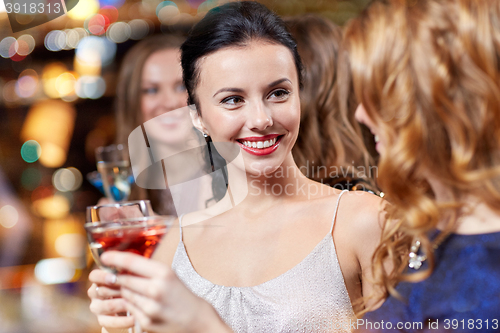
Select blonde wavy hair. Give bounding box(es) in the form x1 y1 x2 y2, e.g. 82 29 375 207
344 0 500 310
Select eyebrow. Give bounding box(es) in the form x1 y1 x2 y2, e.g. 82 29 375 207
212 78 291 98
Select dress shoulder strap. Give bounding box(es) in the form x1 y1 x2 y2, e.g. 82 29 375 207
178 214 184 242
329 190 348 234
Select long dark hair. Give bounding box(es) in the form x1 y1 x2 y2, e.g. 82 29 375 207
181 1 303 109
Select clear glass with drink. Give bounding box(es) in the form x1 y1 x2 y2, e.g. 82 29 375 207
95 144 133 202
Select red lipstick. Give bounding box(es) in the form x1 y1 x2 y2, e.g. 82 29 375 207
236 134 283 156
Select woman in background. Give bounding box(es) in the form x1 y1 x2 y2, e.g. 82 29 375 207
344 0 500 330
114 33 216 215
286 15 377 193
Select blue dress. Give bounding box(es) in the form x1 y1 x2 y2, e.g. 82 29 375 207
360 231 500 332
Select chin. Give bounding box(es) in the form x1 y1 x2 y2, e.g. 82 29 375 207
244 159 283 178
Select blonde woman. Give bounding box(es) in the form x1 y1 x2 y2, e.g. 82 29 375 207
344 0 500 330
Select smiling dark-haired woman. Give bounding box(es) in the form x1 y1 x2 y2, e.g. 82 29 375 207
87 2 384 332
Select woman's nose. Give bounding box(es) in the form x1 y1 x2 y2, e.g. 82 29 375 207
160 89 186 112
354 103 368 125
246 102 273 131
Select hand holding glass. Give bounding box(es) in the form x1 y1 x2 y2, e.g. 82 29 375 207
85 200 172 333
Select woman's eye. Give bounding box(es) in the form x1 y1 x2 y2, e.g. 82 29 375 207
221 96 244 106
142 87 158 94
175 83 187 93
269 89 290 100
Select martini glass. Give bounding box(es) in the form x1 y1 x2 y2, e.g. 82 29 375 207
85 200 172 333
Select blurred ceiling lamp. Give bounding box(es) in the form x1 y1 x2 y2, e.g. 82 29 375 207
67 0 100 20
20 100 76 168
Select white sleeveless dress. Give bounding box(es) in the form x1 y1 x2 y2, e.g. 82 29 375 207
171 190 355 332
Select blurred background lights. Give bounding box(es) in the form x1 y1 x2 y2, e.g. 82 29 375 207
21 167 43 191
76 36 116 67
0 205 19 229
107 22 131 43
34 258 76 284
55 72 77 97
156 1 178 16
33 194 70 219
86 14 108 35
3 80 20 103
16 35 36 56
38 142 68 168
44 30 67 52
75 76 106 99
10 52 26 62
21 140 42 163
55 233 86 258
21 100 76 168
68 167 83 190
16 13 35 25
99 0 124 9
99 6 119 24
16 74 38 98
67 0 100 20
65 29 80 49
197 0 218 15
74 50 101 76
66 28 86 49
128 19 150 40
157 1 180 24
42 62 67 98
52 167 83 192
0 37 17 58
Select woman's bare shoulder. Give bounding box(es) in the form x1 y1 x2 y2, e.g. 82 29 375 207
337 191 386 261
340 191 385 227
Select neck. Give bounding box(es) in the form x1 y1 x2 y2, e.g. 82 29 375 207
220 153 314 208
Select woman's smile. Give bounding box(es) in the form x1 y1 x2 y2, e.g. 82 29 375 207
236 134 284 156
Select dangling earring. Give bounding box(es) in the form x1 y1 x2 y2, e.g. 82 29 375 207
204 133 215 172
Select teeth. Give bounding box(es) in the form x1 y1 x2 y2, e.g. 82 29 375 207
374 135 380 143
241 137 279 149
